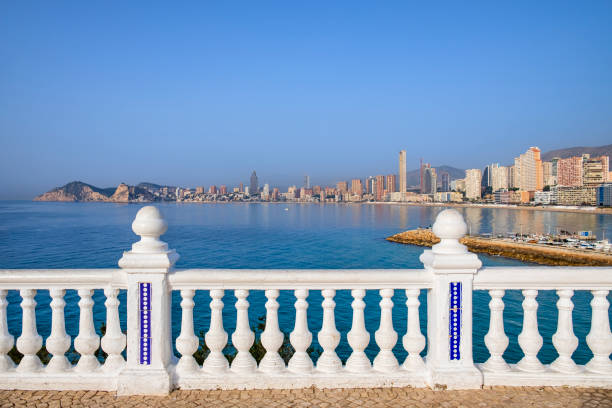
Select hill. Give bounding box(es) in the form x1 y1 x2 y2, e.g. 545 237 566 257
34 181 156 202
406 165 465 186
541 144 612 169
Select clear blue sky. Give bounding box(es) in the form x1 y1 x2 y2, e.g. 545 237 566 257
1 1 611 198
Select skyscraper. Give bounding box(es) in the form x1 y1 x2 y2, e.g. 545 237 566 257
557 156 583 187
365 176 375 195
488 164 508 192
250 171 259 194
351 179 363 196
386 174 397 193
439 172 450 192
375 175 385 201
399 150 407 193
304 175 310 189
514 147 543 191
422 166 437 194
465 169 482 200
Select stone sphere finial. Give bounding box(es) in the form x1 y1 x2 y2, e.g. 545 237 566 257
130 206 168 253
431 209 468 255
432 209 467 240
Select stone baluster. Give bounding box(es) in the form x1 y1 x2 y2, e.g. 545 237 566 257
203 289 229 373
0 290 15 371
101 288 126 372
517 290 545 372
74 289 101 372
482 290 510 372
402 289 425 371
260 289 285 373
317 289 342 373
46 288 71 372
288 289 313 373
374 289 399 372
585 290 612 374
231 289 256 374
176 289 199 374
551 289 580 373
16 289 42 372
346 289 371 372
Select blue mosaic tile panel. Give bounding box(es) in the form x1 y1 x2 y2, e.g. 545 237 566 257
449 281 461 361
139 282 151 365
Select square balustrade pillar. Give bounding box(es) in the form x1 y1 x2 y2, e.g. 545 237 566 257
116 206 179 396
420 209 483 389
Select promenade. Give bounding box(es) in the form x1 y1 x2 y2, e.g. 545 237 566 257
1 387 611 407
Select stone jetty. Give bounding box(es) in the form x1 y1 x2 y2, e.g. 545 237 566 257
387 229 612 266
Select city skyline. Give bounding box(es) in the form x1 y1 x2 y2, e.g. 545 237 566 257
2 2 612 199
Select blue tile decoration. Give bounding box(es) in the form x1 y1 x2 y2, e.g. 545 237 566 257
449 282 461 361
139 282 151 365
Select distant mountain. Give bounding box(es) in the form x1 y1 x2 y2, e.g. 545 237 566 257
137 182 164 190
541 144 612 169
34 181 156 202
33 181 113 202
406 165 465 186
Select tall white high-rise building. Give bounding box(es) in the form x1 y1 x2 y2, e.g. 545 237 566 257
399 150 407 193
489 163 508 192
465 169 482 199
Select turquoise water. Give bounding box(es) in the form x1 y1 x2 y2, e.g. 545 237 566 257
1 201 611 364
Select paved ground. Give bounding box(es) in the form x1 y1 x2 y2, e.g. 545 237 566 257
0 387 611 407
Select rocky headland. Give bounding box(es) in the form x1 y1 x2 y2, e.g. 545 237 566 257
34 181 155 203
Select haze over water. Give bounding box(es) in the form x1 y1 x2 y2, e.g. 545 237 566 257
1 201 610 365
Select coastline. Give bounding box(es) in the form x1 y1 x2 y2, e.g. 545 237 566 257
27 198 612 214
366 201 612 215
387 228 612 266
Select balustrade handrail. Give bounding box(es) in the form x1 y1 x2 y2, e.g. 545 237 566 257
473 266 612 290
0 269 122 289
168 268 432 290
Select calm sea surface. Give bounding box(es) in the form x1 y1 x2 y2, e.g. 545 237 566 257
0 201 611 364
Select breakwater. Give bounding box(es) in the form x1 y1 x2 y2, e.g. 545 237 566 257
386 229 612 266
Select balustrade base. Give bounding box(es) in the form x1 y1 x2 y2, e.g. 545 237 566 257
479 364 611 387
0 372 118 391
116 368 172 396
426 366 484 390
174 369 429 390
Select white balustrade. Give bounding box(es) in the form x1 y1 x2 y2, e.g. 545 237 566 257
16 289 42 372
175 289 199 374
317 289 342 373
516 290 545 372
203 289 229 374
585 290 612 374
230 289 256 374
374 289 398 372
74 289 100 372
288 289 313 373
0 290 14 371
0 206 610 394
482 290 509 372
259 289 285 373
46 288 71 372
101 288 126 372
345 289 371 372
402 289 425 371
551 290 580 373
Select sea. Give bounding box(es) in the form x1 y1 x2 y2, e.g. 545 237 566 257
0 201 611 365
